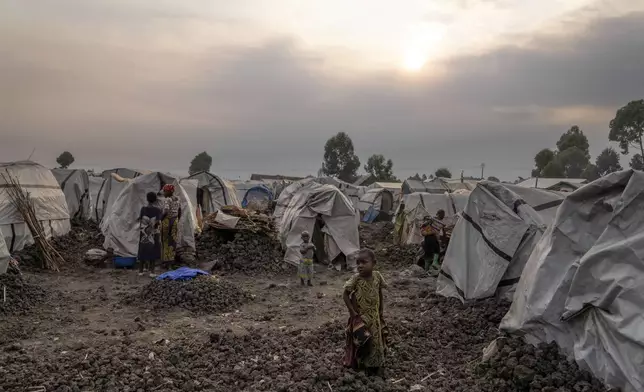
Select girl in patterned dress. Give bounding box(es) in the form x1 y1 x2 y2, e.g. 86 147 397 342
343 249 388 376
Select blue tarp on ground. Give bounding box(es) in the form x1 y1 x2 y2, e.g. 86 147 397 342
362 206 379 223
156 267 210 281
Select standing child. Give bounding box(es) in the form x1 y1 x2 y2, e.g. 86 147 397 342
343 249 387 377
138 192 162 277
299 231 315 286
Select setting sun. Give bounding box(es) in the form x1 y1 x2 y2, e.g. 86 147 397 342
403 49 428 72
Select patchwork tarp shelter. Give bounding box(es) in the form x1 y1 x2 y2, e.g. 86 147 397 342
436 182 564 301
396 192 469 245
52 169 91 220
102 172 197 257
358 188 395 223
242 185 273 210
315 177 366 210
275 181 360 267
182 172 240 215
0 161 71 252
501 170 644 392
90 168 147 221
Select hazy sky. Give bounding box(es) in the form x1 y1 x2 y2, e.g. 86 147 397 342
1 0 643 181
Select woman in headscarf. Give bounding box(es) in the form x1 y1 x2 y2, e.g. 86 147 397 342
160 184 181 265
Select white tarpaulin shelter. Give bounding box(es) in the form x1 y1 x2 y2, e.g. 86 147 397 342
102 172 197 257
358 188 395 223
276 181 360 267
52 169 91 220
436 181 564 301
397 192 469 245
90 168 147 222
0 161 71 253
0 230 9 274
501 170 644 392
316 177 366 211
183 171 240 214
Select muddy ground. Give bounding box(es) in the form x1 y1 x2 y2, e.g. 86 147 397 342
0 225 610 392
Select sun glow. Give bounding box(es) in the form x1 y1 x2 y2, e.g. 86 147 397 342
400 23 446 72
403 49 429 71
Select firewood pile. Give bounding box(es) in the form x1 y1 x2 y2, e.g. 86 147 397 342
197 207 286 275
0 172 66 271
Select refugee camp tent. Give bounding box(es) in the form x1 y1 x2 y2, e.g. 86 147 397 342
436 181 564 302
402 179 445 195
396 192 469 245
0 230 9 274
182 171 240 214
242 184 273 210
516 177 587 192
276 181 360 268
90 168 147 221
52 169 91 220
358 188 395 223
315 177 366 210
230 180 266 203
501 170 644 392
102 172 197 257
0 161 71 252
273 178 317 224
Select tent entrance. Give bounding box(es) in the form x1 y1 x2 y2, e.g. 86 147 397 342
312 219 327 264
197 187 214 215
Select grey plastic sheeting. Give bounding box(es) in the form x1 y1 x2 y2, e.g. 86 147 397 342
502 170 644 392
436 181 563 301
275 181 360 266
102 172 197 257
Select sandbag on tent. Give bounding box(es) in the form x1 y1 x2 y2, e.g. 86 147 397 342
52 169 91 220
242 185 273 210
183 171 240 215
0 161 71 253
396 192 468 245
102 172 197 257
501 170 644 392
436 181 564 302
358 188 395 223
276 181 360 267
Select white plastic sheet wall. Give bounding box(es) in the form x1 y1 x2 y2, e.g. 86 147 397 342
502 170 644 392
52 169 91 220
0 161 71 252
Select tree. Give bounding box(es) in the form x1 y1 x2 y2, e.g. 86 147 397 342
581 164 600 181
56 151 75 169
487 176 500 182
557 147 589 178
630 154 644 170
434 168 452 178
595 147 622 176
609 99 644 157
189 152 212 175
364 154 397 182
557 125 590 158
541 160 565 178
321 132 361 182
534 148 555 175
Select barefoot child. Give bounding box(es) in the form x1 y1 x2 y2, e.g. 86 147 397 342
343 249 387 376
138 192 162 277
299 231 315 286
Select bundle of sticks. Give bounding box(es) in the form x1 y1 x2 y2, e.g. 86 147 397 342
203 205 276 236
0 171 65 271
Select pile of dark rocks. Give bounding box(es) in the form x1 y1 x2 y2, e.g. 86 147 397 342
197 229 285 275
0 268 47 316
14 219 104 269
375 244 420 270
359 221 395 249
125 275 252 314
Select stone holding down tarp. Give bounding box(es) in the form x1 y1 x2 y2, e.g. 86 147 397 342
502 170 644 392
436 181 564 301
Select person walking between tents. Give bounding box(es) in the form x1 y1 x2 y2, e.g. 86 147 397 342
420 209 446 274
160 184 181 266
299 231 315 286
138 192 162 277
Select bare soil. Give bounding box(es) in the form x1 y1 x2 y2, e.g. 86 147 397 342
0 233 611 391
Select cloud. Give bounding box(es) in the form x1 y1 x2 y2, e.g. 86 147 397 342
0 7 643 180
